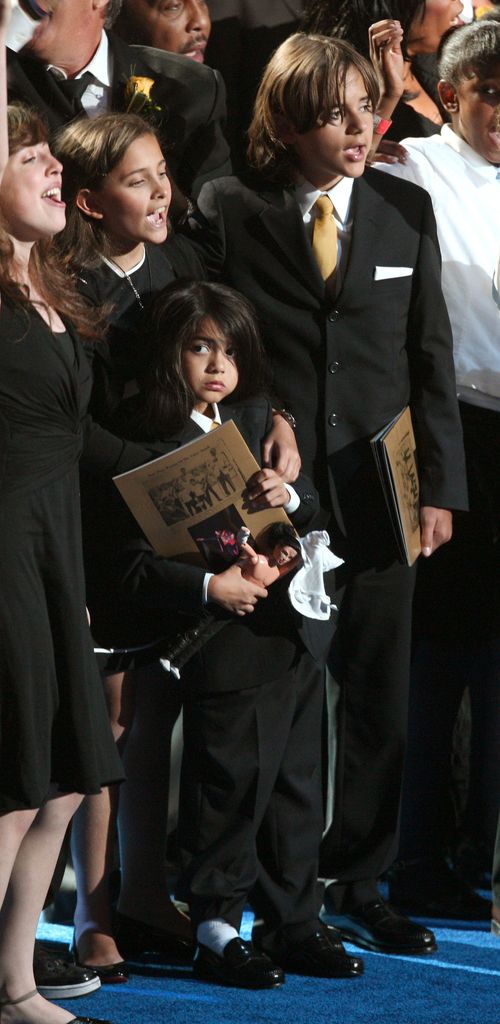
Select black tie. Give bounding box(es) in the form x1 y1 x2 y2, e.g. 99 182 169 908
52 71 93 116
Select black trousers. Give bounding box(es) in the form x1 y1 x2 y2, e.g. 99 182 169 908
178 650 325 946
320 452 417 906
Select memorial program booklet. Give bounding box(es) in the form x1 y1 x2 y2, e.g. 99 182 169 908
370 406 421 566
113 419 292 569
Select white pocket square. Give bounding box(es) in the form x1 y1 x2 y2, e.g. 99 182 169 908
374 266 413 280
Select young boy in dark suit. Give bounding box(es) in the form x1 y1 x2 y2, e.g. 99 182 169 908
187 32 468 958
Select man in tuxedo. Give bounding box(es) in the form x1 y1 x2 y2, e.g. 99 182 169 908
187 32 468 957
6 0 230 200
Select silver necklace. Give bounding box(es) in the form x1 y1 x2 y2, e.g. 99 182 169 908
106 248 146 309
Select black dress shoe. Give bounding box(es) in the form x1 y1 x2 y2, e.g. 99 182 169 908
193 938 285 989
73 958 129 985
388 858 492 920
113 911 195 963
34 944 101 999
264 924 364 979
71 932 129 984
324 899 437 955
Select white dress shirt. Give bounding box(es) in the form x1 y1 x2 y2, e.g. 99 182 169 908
375 125 500 411
48 32 112 117
295 176 355 296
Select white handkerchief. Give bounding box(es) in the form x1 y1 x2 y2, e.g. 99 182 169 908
374 266 413 280
288 531 343 621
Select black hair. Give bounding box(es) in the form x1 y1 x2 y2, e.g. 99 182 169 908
438 19 500 87
136 280 271 438
301 1 425 58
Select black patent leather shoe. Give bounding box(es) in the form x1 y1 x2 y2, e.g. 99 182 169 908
193 938 285 989
71 933 129 984
257 924 363 979
113 911 195 963
74 959 129 985
325 899 437 955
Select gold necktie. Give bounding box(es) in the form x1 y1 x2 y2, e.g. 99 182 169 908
311 195 337 281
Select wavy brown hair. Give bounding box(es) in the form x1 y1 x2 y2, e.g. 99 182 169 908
247 33 380 185
0 104 104 342
53 114 160 271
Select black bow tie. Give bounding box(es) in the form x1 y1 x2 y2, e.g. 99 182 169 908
51 70 93 115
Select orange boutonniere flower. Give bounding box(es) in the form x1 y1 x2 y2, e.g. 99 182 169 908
124 75 161 117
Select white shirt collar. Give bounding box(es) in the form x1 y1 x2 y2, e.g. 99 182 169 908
190 404 222 432
441 123 499 180
295 175 354 223
47 31 111 86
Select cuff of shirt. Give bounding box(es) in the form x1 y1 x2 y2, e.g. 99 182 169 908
284 484 300 514
202 572 214 604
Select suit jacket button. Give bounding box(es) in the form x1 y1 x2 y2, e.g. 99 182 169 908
328 309 340 322
328 413 338 427
329 361 341 374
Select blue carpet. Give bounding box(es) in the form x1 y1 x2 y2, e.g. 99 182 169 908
37 915 499 1024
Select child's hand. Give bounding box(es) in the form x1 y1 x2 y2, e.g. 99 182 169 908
245 468 290 509
207 563 268 615
262 414 301 480
368 139 408 165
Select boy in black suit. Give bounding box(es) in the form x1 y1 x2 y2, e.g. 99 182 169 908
187 32 468 957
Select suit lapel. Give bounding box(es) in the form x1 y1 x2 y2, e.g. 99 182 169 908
8 51 78 125
258 187 326 302
334 174 380 310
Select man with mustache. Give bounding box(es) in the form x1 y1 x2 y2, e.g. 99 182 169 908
114 0 211 64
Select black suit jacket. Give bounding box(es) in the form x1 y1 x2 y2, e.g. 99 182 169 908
186 169 468 561
7 32 231 197
83 397 335 686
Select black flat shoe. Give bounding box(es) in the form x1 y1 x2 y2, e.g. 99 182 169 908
74 960 129 984
71 933 129 984
260 924 364 979
193 938 284 989
323 898 437 955
114 910 195 963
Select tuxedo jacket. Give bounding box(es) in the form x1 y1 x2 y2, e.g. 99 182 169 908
188 169 468 560
7 32 231 197
82 397 335 687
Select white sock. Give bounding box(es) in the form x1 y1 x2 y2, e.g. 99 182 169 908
197 919 239 956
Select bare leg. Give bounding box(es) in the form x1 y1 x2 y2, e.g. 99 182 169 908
0 790 83 1024
71 670 133 966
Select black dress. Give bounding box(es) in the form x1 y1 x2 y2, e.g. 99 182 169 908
79 237 204 428
0 302 126 812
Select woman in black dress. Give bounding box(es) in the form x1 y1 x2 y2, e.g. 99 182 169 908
0 10 147 1022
